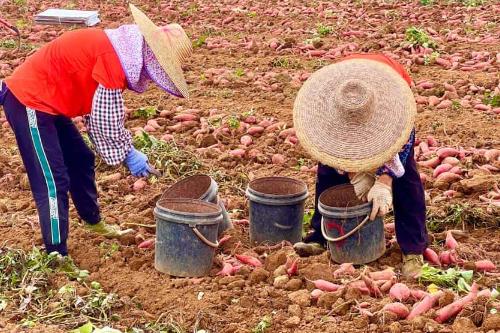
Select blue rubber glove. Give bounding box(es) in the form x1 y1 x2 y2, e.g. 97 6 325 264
124 148 152 177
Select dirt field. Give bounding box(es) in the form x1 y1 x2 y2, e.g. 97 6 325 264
0 0 499 332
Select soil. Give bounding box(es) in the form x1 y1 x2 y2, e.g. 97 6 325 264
0 0 499 332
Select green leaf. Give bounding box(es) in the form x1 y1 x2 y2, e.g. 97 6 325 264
491 288 499 300
457 278 471 293
70 322 93 333
460 270 473 283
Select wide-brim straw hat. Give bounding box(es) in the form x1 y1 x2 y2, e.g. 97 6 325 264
293 58 416 172
129 4 192 98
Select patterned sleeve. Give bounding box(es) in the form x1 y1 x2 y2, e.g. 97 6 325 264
86 85 132 166
376 129 415 178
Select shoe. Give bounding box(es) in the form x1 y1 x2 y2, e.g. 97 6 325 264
402 254 424 279
293 242 325 257
303 230 327 247
84 221 133 238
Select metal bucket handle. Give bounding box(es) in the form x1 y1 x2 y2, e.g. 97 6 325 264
321 215 370 242
191 225 219 248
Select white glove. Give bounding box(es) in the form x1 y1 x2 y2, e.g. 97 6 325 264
367 181 393 220
349 172 376 202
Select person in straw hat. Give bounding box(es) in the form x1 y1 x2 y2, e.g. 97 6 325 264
293 54 428 278
0 5 191 256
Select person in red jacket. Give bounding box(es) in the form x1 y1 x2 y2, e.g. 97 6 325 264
0 5 192 256
293 54 428 278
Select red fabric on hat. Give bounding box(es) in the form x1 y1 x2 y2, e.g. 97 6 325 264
5 29 126 117
341 53 413 86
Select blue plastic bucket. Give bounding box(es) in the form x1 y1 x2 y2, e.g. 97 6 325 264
319 184 385 264
161 174 232 236
246 177 308 245
154 198 222 277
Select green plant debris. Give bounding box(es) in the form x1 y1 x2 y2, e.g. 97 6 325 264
247 11 257 18
483 92 500 107
133 131 202 180
99 242 120 259
315 23 333 37
302 209 314 237
0 247 119 328
193 34 208 48
234 68 245 77
0 39 18 49
426 203 494 232
133 106 157 119
420 0 435 5
405 27 438 49
226 115 240 129
419 264 473 292
423 51 440 65
252 315 272 333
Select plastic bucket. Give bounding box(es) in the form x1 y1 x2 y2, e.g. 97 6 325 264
246 176 308 245
319 184 385 264
154 198 222 277
161 174 232 236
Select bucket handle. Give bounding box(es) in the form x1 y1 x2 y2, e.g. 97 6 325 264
321 215 370 242
273 222 294 230
191 226 219 248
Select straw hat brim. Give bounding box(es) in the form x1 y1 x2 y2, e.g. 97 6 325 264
293 59 416 172
129 4 190 98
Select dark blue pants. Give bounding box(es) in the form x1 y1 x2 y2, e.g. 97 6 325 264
309 147 428 255
2 88 100 255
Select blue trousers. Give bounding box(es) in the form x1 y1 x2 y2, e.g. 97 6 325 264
2 88 100 255
309 147 428 255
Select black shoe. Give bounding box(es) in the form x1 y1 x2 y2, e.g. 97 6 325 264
303 230 327 247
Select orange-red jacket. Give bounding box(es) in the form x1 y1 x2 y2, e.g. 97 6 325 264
5 29 126 117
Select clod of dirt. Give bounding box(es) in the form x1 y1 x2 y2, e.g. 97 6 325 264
285 278 303 291
424 320 442 333
227 279 245 290
235 265 252 278
249 267 269 285
284 316 301 328
387 322 402 333
273 264 287 277
288 304 302 317
273 275 289 289
353 315 370 329
331 298 352 316
411 316 429 330
482 313 500 331
265 249 288 272
288 289 311 307
344 286 363 301
459 296 489 326
452 317 477 333
238 295 254 308
197 134 218 148
317 291 341 309
299 263 334 282
218 276 240 285
451 174 500 194
438 289 456 307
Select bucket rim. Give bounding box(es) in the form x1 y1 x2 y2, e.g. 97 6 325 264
156 198 222 217
160 174 215 201
247 176 308 199
318 185 371 218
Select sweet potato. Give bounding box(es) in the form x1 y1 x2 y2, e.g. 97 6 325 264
362 274 382 297
439 251 452 266
138 238 155 249
442 157 460 166
229 149 246 158
435 172 462 183
410 289 429 301
247 126 265 136
418 157 440 169
474 260 496 272
424 248 441 266
445 230 458 250
389 283 411 302
407 291 443 320
333 263 356 278
437 148 460 159
381 277 396 293
433 163 453 178
383 302 409 319
240 135 253 146
311 289 324 300
173 113 198 122
435 283 478 323
272 154 285 165
368 268 395 281
311 279 342 292
235 254 262 267
133 179 147 191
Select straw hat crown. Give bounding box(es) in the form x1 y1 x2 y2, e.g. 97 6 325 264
293 59 416 172
129 4 192 98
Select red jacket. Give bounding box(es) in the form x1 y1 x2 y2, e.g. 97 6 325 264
5 29 126 117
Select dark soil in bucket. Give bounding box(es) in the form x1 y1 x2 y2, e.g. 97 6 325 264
157 198 221 214
248 176 307 196
161 175 212 200
319 184 364 208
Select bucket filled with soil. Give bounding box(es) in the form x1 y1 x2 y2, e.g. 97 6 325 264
246 176 308 245
319 184 385 264
161 174 232 236
154 198 222 277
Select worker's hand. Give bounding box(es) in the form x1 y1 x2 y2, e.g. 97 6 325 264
349 172 376 202
124 147 153 177
367 180 393 220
